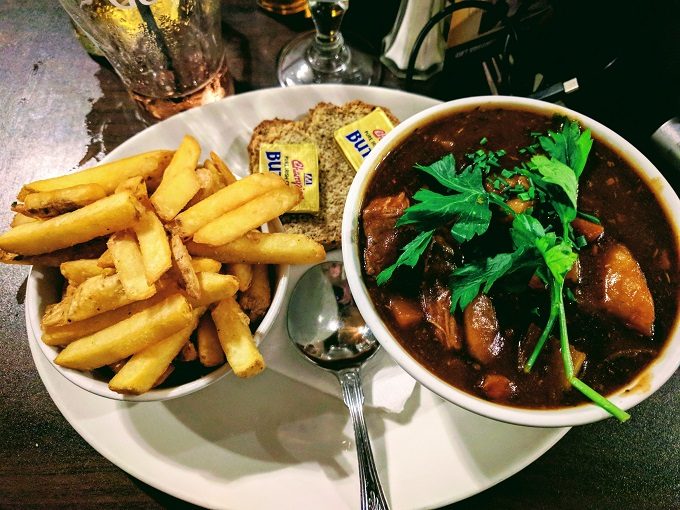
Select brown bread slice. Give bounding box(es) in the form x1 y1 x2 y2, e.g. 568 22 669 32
247 101 399 249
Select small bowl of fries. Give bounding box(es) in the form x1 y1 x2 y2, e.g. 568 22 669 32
5 135 326 401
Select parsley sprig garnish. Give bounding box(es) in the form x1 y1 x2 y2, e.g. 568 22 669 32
376 119 630 422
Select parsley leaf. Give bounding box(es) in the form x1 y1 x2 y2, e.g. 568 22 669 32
541 241 578 284
524 155 579 238
450 214 577 315
396 188 492 244
530 155 578 209
539 120 593 177
413 154 458 189
397 164 494 244
510 213 546 248
376 229 434 286
512 213 577 283
449 252 517 312
450 213 551 312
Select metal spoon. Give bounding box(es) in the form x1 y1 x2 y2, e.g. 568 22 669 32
287 261 389 510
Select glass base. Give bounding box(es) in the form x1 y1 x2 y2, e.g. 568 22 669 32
277 31 381 87
130 61 234 121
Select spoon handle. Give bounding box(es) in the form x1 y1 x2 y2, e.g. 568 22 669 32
337 368 390 510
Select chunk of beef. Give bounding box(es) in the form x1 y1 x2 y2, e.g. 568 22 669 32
421 282 462 350
423 233 456 279
387 296 423 330
463 294 504 365
505 198 535 216
566 257 581 285
480 374 517 402
572 217 604 243
517 322 542 370
362 193 409 275
550 342 587 390
578 242 655 336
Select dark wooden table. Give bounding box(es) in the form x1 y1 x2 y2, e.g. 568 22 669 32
1 1 678 509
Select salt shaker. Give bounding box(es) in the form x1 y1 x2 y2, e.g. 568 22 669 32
381 0 447 80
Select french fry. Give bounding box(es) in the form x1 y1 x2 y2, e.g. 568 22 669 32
239 264 271 322
107 307 204 395
62 282 78 300
168 172 287 238
55 294 193 371
18 184 107 218
150 135 201 221
210 151 237 185
193 185 302 246
108 231 156 300
170 234 201 300
179 340 198 362
63 273 132 324
187 272 239 307
187 231 325 264
202 159 229 189
196 313 225 367
41 287 174 345
133 207 171 283
0 238 107 266
41 298 73 328
10 213 41 227
0 191 140 256
97 249 114 268
60 258 114 285
212 297 265 378
18 150 173 200
152 366 174 388
186 166 225 207
191 257 222 273
114 176 148 201
44 273 151 326
225 263 253 292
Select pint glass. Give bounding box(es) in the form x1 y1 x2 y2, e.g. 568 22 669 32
60 0 232 119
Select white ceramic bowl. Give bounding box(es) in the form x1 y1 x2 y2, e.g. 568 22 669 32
342 95 680 427
26 219 289 402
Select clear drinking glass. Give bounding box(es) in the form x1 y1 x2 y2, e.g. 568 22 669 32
59 0 232 120
277 0 381 86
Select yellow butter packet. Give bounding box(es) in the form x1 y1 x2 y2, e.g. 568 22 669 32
258 143 319 213
334 108 395 171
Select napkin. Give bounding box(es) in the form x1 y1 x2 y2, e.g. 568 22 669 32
259 250 417 413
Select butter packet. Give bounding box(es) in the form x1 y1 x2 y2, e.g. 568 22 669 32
258 143 319 213
333 108 395 171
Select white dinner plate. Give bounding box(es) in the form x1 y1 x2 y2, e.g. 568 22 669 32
26 85 569 510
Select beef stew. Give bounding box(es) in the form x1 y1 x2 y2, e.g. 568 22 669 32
360 108 678 414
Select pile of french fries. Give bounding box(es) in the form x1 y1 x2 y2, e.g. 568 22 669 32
0 135 326 395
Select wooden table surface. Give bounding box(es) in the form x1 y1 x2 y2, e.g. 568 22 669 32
1 1 678 509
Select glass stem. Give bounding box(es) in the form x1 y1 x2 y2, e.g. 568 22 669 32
307 0 350 73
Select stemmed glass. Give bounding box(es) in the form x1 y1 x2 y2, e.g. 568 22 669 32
277 0 381 86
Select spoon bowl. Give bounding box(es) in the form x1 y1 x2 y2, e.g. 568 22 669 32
287 261 389 510
287 261 378 369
